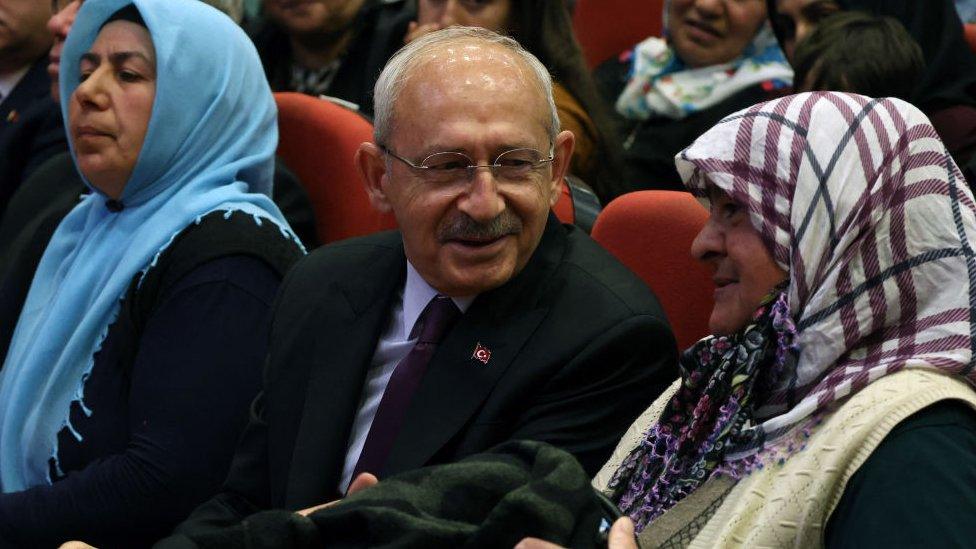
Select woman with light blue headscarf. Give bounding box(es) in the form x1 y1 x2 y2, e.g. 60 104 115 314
0 0 304 545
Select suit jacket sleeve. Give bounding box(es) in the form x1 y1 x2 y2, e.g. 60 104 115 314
508 314 676 477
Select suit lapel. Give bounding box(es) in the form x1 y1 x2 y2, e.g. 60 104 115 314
0 58 50 125
383 214 567 474
284 241 405 506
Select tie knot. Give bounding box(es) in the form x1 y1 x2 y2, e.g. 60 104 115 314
415 295 461 344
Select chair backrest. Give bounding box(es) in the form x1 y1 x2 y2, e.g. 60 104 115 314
591 191 714 350
275 92 583 242
274 92 396 244
573 0 664 68
965 23 976 53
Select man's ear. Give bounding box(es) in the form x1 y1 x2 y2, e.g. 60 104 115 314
548 129 575 207
356 142 392 213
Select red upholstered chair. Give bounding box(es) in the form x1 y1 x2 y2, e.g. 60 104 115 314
573 0 664 68
591 191 714 350
965 23 976 53
274 92 396 244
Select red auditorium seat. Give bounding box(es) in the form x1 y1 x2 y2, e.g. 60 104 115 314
965 23 976 53
591 191 714 350
274 92 397 244
275 92 586 243
573 0 664 69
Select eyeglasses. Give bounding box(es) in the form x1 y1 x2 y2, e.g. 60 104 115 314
378 144 554 185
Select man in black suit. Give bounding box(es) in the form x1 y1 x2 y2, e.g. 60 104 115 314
0 0 66 220
172 26 676 534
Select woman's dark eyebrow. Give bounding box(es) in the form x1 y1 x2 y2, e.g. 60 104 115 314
79 51 154 67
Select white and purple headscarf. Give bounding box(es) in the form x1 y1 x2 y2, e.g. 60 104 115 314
610 91 976 530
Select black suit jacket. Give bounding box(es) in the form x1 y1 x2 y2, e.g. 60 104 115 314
0 56 67 220
173 215 676 534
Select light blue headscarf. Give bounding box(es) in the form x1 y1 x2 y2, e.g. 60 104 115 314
0 0 298 491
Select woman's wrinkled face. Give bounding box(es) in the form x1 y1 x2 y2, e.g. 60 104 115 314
668 0 768 68
690 185 788 335
68 20 156 198
772 0 841 63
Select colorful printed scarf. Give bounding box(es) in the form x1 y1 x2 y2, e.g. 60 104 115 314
611 91 976 530
615 0 792 121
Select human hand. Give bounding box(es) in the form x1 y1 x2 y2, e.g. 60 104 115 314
513 516 637 549
295 472 378 517
404 21 444 44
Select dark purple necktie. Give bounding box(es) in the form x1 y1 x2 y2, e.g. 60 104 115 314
352 295 461 481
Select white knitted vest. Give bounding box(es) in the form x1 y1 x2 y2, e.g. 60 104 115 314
593 369 976 548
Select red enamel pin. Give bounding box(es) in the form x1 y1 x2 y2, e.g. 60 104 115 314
472 342 491 365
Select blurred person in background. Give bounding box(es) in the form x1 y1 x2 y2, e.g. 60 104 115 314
791 11 924 102
594 0 792 191
0 0 66 222
407 0 627 205
768 0 976 183
252 0 413 115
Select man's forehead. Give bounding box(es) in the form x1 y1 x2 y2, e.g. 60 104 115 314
410 41 536 92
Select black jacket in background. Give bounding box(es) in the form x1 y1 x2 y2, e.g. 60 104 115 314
171 215 677 537
248 0 414 116
0 55 68 222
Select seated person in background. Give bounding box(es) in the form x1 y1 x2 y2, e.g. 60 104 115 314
170 26 677 539
791 11 924 101
0 0 305 545
251 0 413 115
0 0 66 222
768 0 976 183
595 0 792 192
406 0 627 205
578 92 976 547
0 0 319 364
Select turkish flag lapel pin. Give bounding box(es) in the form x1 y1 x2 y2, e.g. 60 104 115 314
472 342 491 365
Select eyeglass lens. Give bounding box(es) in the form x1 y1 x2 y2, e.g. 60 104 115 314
420 149 550 183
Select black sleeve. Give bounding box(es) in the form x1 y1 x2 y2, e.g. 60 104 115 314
0 255 280 547
508 315 677 477
825 400 976 549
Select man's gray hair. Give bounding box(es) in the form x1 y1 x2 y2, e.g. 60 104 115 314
373 26 560 146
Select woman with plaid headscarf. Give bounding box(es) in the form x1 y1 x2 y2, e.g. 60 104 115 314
590 91 976 547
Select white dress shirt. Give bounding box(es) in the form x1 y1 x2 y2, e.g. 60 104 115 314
0 65 31 106
338 262 473 492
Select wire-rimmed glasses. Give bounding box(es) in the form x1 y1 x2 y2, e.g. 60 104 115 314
379 144 554 185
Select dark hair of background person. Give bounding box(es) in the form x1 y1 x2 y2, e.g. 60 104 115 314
507 0 628 204
766 0 976 112
793 11 924 101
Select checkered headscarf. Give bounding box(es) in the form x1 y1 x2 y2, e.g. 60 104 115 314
678 91 976 452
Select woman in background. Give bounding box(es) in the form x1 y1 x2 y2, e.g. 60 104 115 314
594 0 792 191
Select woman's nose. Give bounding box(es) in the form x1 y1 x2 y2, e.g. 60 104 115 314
690 217 724 263
74 68 110 109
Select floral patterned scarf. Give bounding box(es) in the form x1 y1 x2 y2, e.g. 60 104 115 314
609 288 798 531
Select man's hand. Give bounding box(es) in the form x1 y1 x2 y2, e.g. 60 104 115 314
513 516 637 549
295 472 379 517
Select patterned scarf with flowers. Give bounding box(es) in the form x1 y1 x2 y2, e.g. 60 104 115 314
608 285 798 532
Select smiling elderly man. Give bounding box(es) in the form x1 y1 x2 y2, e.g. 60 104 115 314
171 27 676 534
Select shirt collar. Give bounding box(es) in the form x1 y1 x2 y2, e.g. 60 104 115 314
0 65 31 105
403 261 475 339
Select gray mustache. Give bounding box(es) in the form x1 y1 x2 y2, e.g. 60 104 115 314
438 213 523 241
